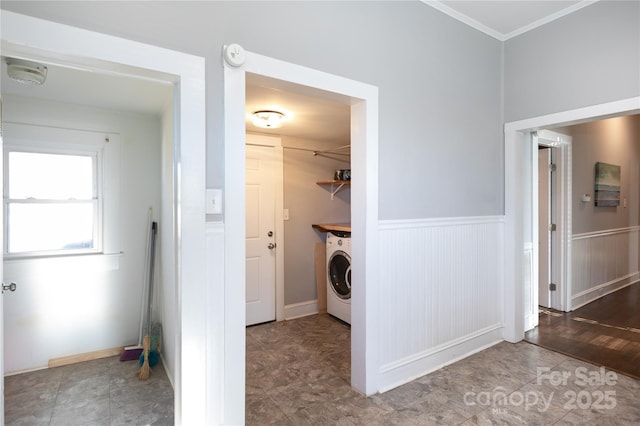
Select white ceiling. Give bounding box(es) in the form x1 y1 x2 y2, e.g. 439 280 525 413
0 58 173 116
246 74 351 143
1 1 597 143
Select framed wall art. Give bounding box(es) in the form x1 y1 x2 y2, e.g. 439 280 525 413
594 162 621 207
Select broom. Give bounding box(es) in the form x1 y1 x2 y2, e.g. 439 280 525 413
139 221 158 380
120 208 153 361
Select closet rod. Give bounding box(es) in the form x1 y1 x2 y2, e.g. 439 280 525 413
282 145 351 156
313 144 350 156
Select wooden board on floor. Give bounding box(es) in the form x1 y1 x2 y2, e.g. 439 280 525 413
48 346 124 368
315 242 327 314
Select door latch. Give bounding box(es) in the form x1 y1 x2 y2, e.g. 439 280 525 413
2 282 17 293
267 243 276 250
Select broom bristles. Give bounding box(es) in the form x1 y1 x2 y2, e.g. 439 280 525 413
138 335 151 380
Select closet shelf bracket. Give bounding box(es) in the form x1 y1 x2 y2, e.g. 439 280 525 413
316 180 350 200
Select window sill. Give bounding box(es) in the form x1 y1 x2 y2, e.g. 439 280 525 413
3 251 123 271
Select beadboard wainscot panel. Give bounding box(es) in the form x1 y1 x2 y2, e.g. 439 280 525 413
206 222 225 424
377 216 504 391
572 226 640 309
523 242 536 331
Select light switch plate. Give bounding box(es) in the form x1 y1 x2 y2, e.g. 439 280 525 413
206 189 222 214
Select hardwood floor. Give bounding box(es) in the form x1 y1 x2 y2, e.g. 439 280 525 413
525 282 640 380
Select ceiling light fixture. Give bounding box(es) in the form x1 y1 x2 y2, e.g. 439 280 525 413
6 58 48 86
251 110 285 129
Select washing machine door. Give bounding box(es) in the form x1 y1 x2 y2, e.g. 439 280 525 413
328 251 351 300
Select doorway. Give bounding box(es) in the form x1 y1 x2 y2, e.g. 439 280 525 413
1 11 207 424
503 96 640 343
223 46 379 419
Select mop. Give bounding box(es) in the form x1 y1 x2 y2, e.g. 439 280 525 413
119 208 153 361
138 221 158 380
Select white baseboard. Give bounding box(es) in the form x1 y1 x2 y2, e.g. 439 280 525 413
284 299 319 320
159 353 174 390
571 274 639 310
377 324 503 393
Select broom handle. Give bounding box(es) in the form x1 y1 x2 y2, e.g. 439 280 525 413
137 208 153 346
146 221 158 337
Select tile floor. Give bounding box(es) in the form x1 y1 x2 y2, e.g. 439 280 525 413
247 314 640 425
5 354 173 425
6 313 639 425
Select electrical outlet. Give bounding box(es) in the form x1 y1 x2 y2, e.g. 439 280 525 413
206 189 222 214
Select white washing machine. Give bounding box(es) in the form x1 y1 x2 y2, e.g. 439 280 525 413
326 231 351 324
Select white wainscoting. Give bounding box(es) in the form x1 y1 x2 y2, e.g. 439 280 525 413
377 216 504 391
205 222 225 425
523 242 536 331
571 226 640 309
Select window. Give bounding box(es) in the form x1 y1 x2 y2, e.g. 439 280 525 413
3 123 120 258
5 150 100 255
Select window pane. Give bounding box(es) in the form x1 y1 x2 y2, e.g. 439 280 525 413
8 203 95 253
9 152 93 199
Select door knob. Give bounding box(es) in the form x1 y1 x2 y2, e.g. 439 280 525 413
267 243 276 250
2 282 17 293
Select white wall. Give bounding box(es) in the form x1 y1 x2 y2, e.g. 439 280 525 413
2 95 161 373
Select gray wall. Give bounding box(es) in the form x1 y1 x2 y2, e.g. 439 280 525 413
281 137 351 305
504 0 640 122
558 115 640 235
1 1 503 220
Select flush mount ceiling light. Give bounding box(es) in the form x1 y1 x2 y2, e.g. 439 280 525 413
251 110 285 129
6 58 48 86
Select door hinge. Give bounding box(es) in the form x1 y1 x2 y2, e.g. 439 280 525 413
549 163 557 172
549 223 557 232
549 283 557 291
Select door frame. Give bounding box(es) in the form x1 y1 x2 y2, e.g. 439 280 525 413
223 46 380 421
245 133 285 322
532 130 572 316
503 96 640 343
1 11 207 424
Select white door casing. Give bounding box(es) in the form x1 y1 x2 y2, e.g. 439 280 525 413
534 130 571 312
538 147 551 309
224 46 380 420
503 96 639 343
1 11 207 424
245 144 277 325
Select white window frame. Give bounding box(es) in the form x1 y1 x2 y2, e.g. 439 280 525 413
4 145 102 257
3 122 119 259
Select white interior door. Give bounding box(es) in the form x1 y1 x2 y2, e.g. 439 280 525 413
245 144 276 326
538 147 552 308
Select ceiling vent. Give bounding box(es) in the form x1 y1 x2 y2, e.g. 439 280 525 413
6 58 48 86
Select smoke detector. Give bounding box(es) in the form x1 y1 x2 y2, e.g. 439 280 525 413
6 58 48 85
